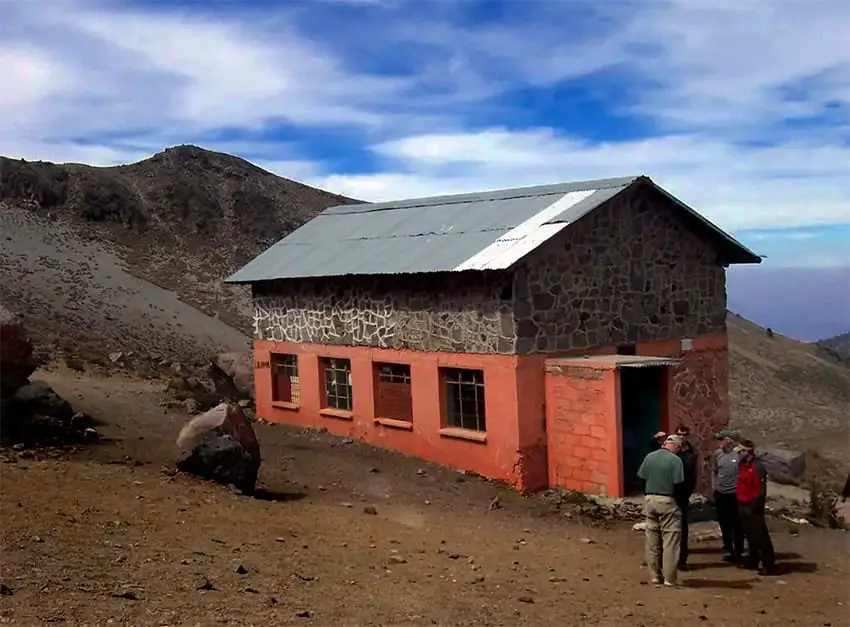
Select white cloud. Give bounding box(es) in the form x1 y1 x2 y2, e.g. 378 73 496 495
309 128 850 231
0 0 848 239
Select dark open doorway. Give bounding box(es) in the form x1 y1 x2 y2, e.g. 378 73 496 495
620 365 666 495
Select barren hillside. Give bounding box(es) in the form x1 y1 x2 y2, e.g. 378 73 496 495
0 147 360 332
1 148 847 474
727 314 849 479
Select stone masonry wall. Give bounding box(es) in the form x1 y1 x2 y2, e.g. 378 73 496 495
513 184 727 354
672 343 731 494
252 274 516 353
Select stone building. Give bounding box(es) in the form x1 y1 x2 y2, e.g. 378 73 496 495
228 176 760 496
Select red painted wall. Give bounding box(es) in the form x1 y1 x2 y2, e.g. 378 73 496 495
253 340 547 491
253 332 729 496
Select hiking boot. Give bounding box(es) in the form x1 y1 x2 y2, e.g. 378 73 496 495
650 576 663 585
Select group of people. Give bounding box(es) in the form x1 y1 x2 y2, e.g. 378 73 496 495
637 425 775 587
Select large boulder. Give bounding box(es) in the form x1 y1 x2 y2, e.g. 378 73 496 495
2 380 91 443
12 381 74 421
176 403 260 493
0 308 38 398
757 445 807 485
207 352 254 401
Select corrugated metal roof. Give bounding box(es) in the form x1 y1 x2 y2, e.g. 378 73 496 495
226 175 760 283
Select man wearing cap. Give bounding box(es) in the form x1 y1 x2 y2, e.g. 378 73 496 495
736 439 775 575
712 429 745 562
637 434 685 587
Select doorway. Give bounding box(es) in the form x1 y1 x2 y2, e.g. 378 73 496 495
619 365 666 495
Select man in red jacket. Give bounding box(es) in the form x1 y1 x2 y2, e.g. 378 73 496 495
736 439 775 575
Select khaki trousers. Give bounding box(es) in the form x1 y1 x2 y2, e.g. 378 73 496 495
644 494 682 584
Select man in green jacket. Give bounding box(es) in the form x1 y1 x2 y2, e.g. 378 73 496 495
638 434 685 587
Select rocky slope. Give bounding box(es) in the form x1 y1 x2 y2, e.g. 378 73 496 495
0 147 360 332
817 331 850 364
727 314 848 480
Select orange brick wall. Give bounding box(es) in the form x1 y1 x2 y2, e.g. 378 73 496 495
544 364 621 496
253 340 547 491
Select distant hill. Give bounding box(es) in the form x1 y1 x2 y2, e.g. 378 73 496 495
0 146 360 331
817 332 850 364
1 146 847 481
0 146 359 368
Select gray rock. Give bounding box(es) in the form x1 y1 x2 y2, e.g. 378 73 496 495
758 445 807 485
176 403 261 494
12 380 74 421
207 352 254 401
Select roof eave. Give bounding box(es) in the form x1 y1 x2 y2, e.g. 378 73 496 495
646 180 762 266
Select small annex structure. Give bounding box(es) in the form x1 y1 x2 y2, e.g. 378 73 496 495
227 175 760 497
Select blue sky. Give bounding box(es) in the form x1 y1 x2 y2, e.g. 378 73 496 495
3 0 849 270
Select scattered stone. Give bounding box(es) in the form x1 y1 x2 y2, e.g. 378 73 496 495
548 576 566 583
363 505 378 515
416 468 426 476
368 467 380 473
197 580 215 591
12 443 25 452
691 522 724 543
518 595 535 604
389 555 407 564
176 403 261 494
236 565 248 575
579 537 594 544
487 496 502 512
295 610 313 619
112 586 141 600
108 351 125 365
243 587 259 594
0 583 13 596
341 502 354 508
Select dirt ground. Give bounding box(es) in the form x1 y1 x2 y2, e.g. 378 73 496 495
1 368 848 626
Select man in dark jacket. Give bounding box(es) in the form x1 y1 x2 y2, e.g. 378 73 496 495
673 424 698 569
